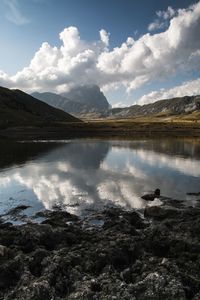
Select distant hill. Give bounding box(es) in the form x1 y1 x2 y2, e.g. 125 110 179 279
110 95 200 118
0 86 80 127
32 85 110 116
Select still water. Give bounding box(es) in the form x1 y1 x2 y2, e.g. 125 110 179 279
0 139 199 217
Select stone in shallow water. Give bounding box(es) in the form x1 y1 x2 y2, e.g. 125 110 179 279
88 219 104 227
6 205 30 215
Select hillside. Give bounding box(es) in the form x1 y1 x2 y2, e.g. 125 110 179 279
110 95 200 118
32 85 110 116
0 86 80 127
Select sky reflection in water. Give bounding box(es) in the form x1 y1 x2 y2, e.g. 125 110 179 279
0 139 199 216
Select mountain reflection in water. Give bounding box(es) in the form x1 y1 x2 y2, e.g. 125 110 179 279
0 139 199 216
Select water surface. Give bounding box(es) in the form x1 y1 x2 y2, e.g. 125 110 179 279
0 139 199 218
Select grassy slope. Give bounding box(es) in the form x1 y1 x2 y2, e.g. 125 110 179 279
0 86 80 127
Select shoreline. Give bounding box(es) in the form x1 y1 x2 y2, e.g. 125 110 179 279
0 120 200 140
0 199 200 299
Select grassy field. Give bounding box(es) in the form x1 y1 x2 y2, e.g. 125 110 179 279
0 113 200 140
85 111 200 123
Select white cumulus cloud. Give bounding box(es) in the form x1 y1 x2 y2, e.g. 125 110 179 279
148 6 176 32
156 6 176 20
137 78 200 105
0 2 200 97
148 20 165 31
100 29 110 47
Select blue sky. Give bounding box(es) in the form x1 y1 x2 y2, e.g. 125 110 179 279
0 0 200 106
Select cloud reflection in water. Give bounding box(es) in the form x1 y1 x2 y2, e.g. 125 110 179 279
0 140 199 215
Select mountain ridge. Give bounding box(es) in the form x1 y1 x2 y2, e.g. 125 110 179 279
110 95 200 118
32 85 110 116
32 86 200 119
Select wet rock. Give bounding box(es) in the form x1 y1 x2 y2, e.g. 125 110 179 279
7 205 30 215
126 211 145 229
0 244 9 258
29 248 49 277
120 267 133 283
144 205 181 220
36 209 78 221
14 224 53 252
14 279 52 300
0 255 23 289
38 209 79 227
187 192 200 196
0 206 200 299
90 278 102 292
132 271 186 299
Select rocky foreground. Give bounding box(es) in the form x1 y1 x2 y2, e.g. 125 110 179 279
0 200 200 300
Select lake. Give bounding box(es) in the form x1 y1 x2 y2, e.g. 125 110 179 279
0 139 199 219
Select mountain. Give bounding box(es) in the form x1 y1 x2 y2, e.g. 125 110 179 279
0 86 80 127
110 95 200 118
31 92 88 115
32 85 110 116
61 85 110 111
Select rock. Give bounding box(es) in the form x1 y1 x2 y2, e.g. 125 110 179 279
120 267 133 283
144 206 181 220
6 205 30 214
0 244 9 258
127 211 145 229
0 255 22 289
90 278 102 292
187 192 200 196
132 272 186 299
29 248 49 277
0 206 200 299
15 279 52 300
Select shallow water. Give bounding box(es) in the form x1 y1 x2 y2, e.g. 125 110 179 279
0 139 199 218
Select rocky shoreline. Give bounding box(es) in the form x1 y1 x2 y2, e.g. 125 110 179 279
0 200 200 300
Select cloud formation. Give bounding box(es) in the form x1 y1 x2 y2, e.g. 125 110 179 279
0 1 200 99
148 6 176 32
4 0 30 25
138 78 200 105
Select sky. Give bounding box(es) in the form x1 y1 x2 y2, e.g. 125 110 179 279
0 0 200 107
